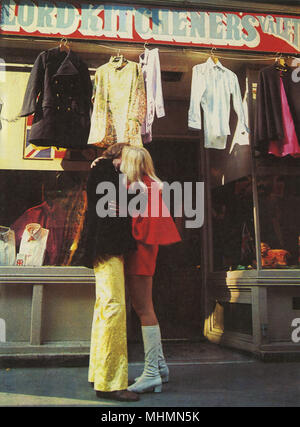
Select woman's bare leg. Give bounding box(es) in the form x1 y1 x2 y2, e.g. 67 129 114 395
126 275 158 326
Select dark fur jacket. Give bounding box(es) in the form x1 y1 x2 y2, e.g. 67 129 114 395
81 159 136 269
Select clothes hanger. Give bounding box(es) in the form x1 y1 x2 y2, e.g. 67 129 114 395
112 48 128 65
112 49 122 61
210 48 219 64
140 42 149 60
275 53 288 72
59 38 70 52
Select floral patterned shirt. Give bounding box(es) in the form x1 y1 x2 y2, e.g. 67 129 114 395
88 56 146 147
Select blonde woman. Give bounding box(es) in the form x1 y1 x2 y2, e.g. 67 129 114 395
120 146 181 394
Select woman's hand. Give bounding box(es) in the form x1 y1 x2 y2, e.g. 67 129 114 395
91 156 103 168
108 200 119 216
108 200 128 216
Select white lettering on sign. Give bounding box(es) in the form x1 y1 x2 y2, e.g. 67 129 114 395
0 0 299 53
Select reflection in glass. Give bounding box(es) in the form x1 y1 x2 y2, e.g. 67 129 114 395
212 175 256 271
258 175 300 268
0 170 88 267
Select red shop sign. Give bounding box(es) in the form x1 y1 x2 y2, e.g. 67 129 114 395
0 0 299 54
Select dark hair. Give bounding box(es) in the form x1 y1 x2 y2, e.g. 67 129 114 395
101 143 130 159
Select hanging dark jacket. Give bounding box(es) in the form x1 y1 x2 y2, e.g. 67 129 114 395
19 47 93 149
81 159 136 269
254 64 300 155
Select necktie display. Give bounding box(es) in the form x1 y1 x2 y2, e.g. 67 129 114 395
18 223 49 267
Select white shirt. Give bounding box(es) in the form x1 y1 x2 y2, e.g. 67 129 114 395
229 76 250 154
0 226 16 266
139 48 165 144
19 223 49 267
188 58 248 149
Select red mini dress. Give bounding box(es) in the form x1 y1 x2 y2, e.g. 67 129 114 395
125 175 181 276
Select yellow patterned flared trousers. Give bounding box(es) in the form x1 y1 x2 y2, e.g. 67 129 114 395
88 256 128 391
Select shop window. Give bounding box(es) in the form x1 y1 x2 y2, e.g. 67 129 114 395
211 175 256 271
257 174 300 269
206 68 255 272
0 69 97 269
248 65 300 270
0 170 89 267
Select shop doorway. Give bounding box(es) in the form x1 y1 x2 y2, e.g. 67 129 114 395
128 139 205 342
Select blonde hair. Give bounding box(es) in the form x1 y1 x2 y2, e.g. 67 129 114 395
120 146 162 188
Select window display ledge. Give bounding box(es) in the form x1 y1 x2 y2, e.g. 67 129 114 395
0 266 95 285
209 269 300 287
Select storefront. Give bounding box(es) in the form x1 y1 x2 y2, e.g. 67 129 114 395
0 0 300 362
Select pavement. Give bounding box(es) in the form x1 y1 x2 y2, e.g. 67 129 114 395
0 341 300 408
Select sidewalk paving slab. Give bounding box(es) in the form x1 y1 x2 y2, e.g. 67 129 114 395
0 342 299 407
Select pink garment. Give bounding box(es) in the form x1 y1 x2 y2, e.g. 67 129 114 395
11 201 66 265
269 78 300 157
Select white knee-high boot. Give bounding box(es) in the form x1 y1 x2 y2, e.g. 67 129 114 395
158 340 169 383
134 324 169 383
128 325 162 393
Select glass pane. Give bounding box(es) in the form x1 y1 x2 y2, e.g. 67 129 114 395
0 170 89 267
0 69 97 268
211 175 256 271
206 72 256 271
258 174 300 269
